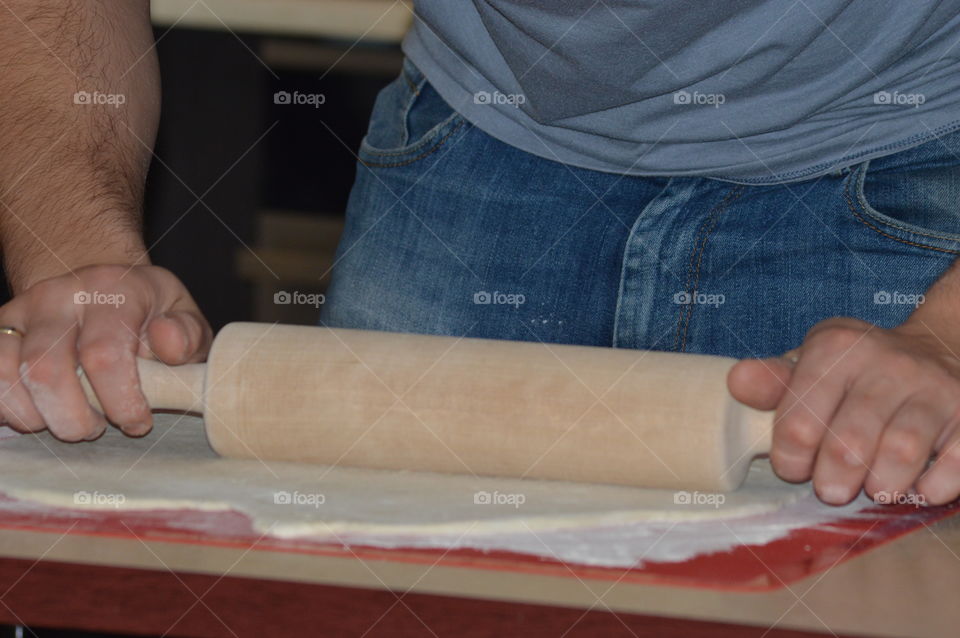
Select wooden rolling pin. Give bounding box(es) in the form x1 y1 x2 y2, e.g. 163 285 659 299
84 322 774 491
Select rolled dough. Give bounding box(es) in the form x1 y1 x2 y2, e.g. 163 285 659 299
0 414 813 539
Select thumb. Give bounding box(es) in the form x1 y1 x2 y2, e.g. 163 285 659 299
727 355 796 411
141 311 213 365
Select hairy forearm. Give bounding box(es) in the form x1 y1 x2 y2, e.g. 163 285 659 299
0 0 157 293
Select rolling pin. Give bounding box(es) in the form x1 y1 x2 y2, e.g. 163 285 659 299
83 323 774 492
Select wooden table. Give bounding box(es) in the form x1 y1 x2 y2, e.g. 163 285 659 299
0 496 956 637
151 0 412 42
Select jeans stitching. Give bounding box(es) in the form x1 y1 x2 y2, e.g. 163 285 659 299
844 164 960 254
675 185 745 351
714 120 960 184
401 66 422 96
852 162 960 241
612 179 675 348
362 111 465 158
360 119 468 168
398 72 427 147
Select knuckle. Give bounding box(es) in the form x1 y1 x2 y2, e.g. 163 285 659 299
32 275 79 300
777 417 822 450
146 265 177 286
810 326 865 352
89 264 125 277
81 264 127 286
827 430 871 465
882 429 927 465
20 356 63 388
79 339 129 375
885 353 922 378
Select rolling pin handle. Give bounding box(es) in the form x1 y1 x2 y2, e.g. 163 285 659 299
79 359 205 414
742 405 775 456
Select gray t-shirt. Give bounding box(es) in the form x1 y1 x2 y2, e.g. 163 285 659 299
403 1 960 183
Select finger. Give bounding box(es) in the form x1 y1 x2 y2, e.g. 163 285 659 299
77 304 153 436
143 310 212 365
0 316 44 432
728 357 794 411
771 348 851 483
19 319 108 442
915 419 960 505
865 398 944 498
811 376 908 504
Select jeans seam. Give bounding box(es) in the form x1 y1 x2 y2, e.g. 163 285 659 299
398 72 428 147
844 164 960 255
612 179 674 348
361 119 468 168
714 119 960 184
401 65 422 96
675 185 745 352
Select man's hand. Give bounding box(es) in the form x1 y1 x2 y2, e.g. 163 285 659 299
0 265 211 442
0 0 195 443
728 316 960 506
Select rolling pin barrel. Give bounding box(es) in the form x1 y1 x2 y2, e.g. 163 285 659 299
191 323 774 492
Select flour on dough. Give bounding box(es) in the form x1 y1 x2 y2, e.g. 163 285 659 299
0 414 858 566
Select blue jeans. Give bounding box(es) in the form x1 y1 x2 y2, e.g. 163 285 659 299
321 60 960 359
